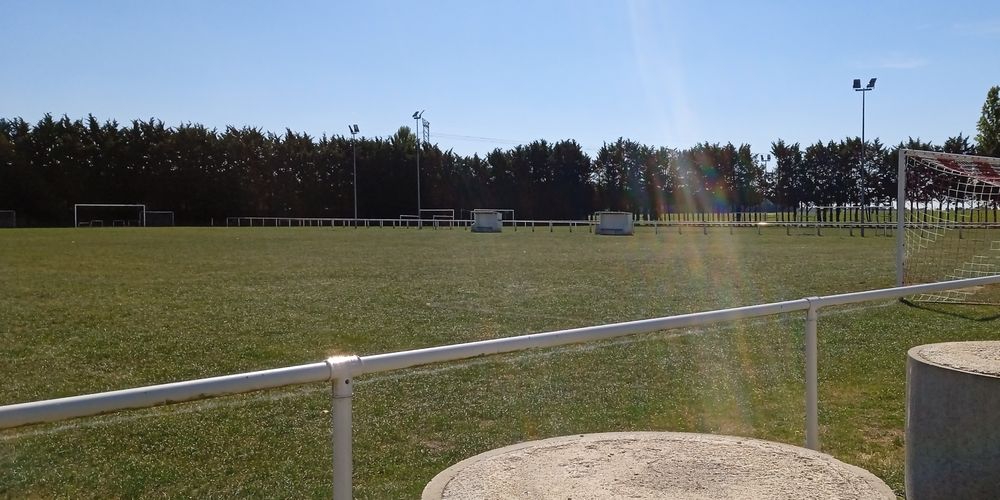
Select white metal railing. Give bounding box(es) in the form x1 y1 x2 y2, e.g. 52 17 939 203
223 216 1000 234
3 275 1000 498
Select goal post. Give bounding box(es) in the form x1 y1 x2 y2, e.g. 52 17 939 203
897 149 1000 304
74 204 146 227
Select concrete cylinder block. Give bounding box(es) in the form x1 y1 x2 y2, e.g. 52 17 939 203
906 341 1000 500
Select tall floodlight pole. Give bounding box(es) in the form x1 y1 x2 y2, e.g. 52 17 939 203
412 110 424 228
759 153 771 176
853 78 876 236
349 124 360 224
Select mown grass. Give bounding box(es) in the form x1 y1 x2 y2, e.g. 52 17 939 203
0 226 997 498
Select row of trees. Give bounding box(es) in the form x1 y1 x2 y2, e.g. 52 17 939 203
2 88 998 226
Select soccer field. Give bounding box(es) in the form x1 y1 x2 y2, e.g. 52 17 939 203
1 227 997 497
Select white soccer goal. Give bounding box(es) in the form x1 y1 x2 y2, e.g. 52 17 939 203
399 214 420 227
419 208 454 220
471 209 502 233
0 210 14 228
494 209 514 223
74 204 145 227
145 211 175 227
595 211 634 235
896 149 1000 304
420 209 455 229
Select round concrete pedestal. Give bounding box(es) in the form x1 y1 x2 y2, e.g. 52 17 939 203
906 341 1000 500
423 432 893 499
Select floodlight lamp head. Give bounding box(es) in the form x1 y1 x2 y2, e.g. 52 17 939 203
867 78 877 89
853 79 861 89
352 124 360 133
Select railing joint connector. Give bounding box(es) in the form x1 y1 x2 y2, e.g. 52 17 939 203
805 296 821 318
326 355 361 397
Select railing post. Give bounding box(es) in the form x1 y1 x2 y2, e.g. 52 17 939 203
328 356 360 500
805 298 820 451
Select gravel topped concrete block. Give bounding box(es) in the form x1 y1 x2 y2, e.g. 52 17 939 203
423 432 893 499
910 341 1000 377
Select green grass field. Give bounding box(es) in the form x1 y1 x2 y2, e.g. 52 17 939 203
1 227 997 498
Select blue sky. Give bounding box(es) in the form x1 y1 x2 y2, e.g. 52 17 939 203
3 0 999 157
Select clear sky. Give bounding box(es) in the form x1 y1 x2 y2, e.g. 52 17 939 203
3 0 999 157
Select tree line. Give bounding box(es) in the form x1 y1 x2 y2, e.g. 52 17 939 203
1 87 998 227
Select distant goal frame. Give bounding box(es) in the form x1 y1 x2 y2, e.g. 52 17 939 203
145 210 176 227
74 204 146 227
471 209 502 233
0 210 14 228
594 211 635 236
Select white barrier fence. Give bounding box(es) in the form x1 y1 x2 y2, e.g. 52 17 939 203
225 216 1000 236
3 275 1000 498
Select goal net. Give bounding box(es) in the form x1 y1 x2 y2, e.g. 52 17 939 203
897 149 1000 304
0 210 14 228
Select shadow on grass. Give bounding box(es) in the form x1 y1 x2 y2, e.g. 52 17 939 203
899 298 1000 321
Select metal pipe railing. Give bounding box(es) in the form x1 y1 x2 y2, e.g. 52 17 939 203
224 216 1000 230
358 299 809 375
4 274 1000 498
0 362 333 429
